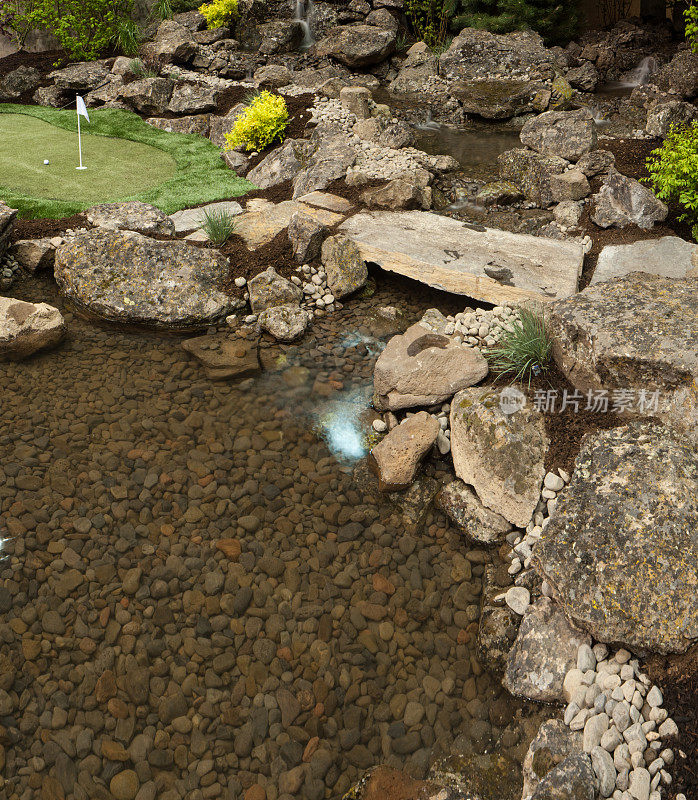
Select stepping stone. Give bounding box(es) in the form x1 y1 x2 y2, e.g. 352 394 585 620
169 201 244 235
338 210 583 304
296 191 353 214
235 201 344 250
181 332 260 380
592 236 695 284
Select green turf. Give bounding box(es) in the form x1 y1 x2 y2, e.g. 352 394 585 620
0 104 256 219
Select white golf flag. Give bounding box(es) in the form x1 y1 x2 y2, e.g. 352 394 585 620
76 95 90 122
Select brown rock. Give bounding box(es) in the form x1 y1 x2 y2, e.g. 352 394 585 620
369 411 440 491
361 766 440 800
95 670 118 703
215 538 241 560
182 333 261 381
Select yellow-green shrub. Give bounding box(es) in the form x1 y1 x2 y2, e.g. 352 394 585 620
199 0 238 29
224 92 289 152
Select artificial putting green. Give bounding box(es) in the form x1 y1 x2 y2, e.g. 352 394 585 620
0 104 256 219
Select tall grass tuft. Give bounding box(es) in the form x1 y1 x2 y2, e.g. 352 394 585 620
485 305 551 387
202 207 237 245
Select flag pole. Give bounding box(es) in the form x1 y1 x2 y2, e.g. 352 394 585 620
76 96 86 170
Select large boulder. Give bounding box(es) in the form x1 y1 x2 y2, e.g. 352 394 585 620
451 79 550 120
504 597 590 704
0 201 17 260
523 720 584 799
439 28 556 82
48 60 110 91
141 20 197 64
388 41 438 95
314 25 396 68
55 229 234 329
449 388 548 528
646 99 698 137
85 201 175 237
590 168 667 229
258 20 305 54
498 149 568 207
592 236 695 284
291 128 357 199
547 272 698 440
120 77 174 115
0 65 41 100
167 82 223 114
655 50 698 99
247 266 301 312
534 421 698 654
258 304 310 341
520 109 597 162
436 479 512 545
8 238 56 273
0 297 65 360
246 139 305 190
369 411 440 491
320 235 367 298
373 323 488 411
530 754 596 800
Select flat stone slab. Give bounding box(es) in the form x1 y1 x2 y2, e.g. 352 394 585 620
296 191 353 214
338 211 583 304
592 236 695 284
534 421 698 654
235 201 345 250
169 201 244 235
181 331 260 380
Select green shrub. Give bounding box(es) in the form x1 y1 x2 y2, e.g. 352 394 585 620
224 91 289 153
203 207 237 244
686 2 698 53
404 0 455 48
450 0 578 45
115 17 142 56
645 121 698 240
8 0 135 60
485 305 551 386
199 0 239 29
152 0 174 19
130 58 159 78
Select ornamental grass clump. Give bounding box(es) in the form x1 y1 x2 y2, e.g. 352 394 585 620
644 121 698 240
202 207 237 245
485 305 551 386
224 91 289 153
199 0 239 29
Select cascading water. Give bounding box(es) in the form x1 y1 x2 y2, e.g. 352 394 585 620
294 0 315 51
620 56 658 88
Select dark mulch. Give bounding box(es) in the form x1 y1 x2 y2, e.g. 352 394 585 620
218 229 298 300
0 49 65 78
12 213 88 239
646 646 698 800
580 136 694 288
325 177 388 205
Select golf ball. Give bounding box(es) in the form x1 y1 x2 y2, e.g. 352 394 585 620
43 159 49 165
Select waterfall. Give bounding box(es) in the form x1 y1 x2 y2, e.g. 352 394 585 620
621 56 658 88
294 0 315 51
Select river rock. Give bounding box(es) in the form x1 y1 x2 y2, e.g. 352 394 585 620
181 332 260 380
449 388 548 528
55 229 233 328
534 421 698 654
141 20 197 63
374 323 487 411
8 238 56 272
315 25 396 67
523 720 584 799
504 597 590 703
530 753 596 800
86 201 175 237
247 266 301 312
590 168 667 229
646 99 698 137
498 149 569 207
0 202 18 259
520 109 597 162
436 479 512 544
592 236 695 284
547 272 698 439
258 304 311 342
369 411 439 491
0 297 66 361
338 211 583 304
439 28 556 82
450 79 550 120
320 235 367 298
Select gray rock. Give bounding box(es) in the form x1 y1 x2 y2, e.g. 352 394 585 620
0 65 41 100
591 746 616 797
246 139 305 190
320 235 367 298
291 128 357 198
167 81 223 114
168 201 243 235
553 201 583 228
566 62 599 92
475 180 524 207
55 229 233 329
315 24 396 68
533 421 698 654
287 212 327 262
646 100 698 137
141 20 197 63
655 50 698 99
339 86 371 119
254 64 293 88
120 77 174 115
389 41 438 95
530 753 596 800
352 117 414 149
258 20 304 54
436 480 512 545
146 114 211 137
550 170 590 202
48 60 110 90
360 179 424 210
520 109 597 162
369 411 439 491
374 323 487 411
247 266 302 312
450 387 548 528
209 103 247 148
451 79 550 120
504 597 590 703
258 305 311 342
547 272 698 440
439 28 556 82
576 150 615 178
498 148 569 206
592 236 695 284
478 565 521 674
591 168 667 230
523 719 583 798
181 332 260 380
8 238 56 273
0 297 65 361
86 201 175 237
